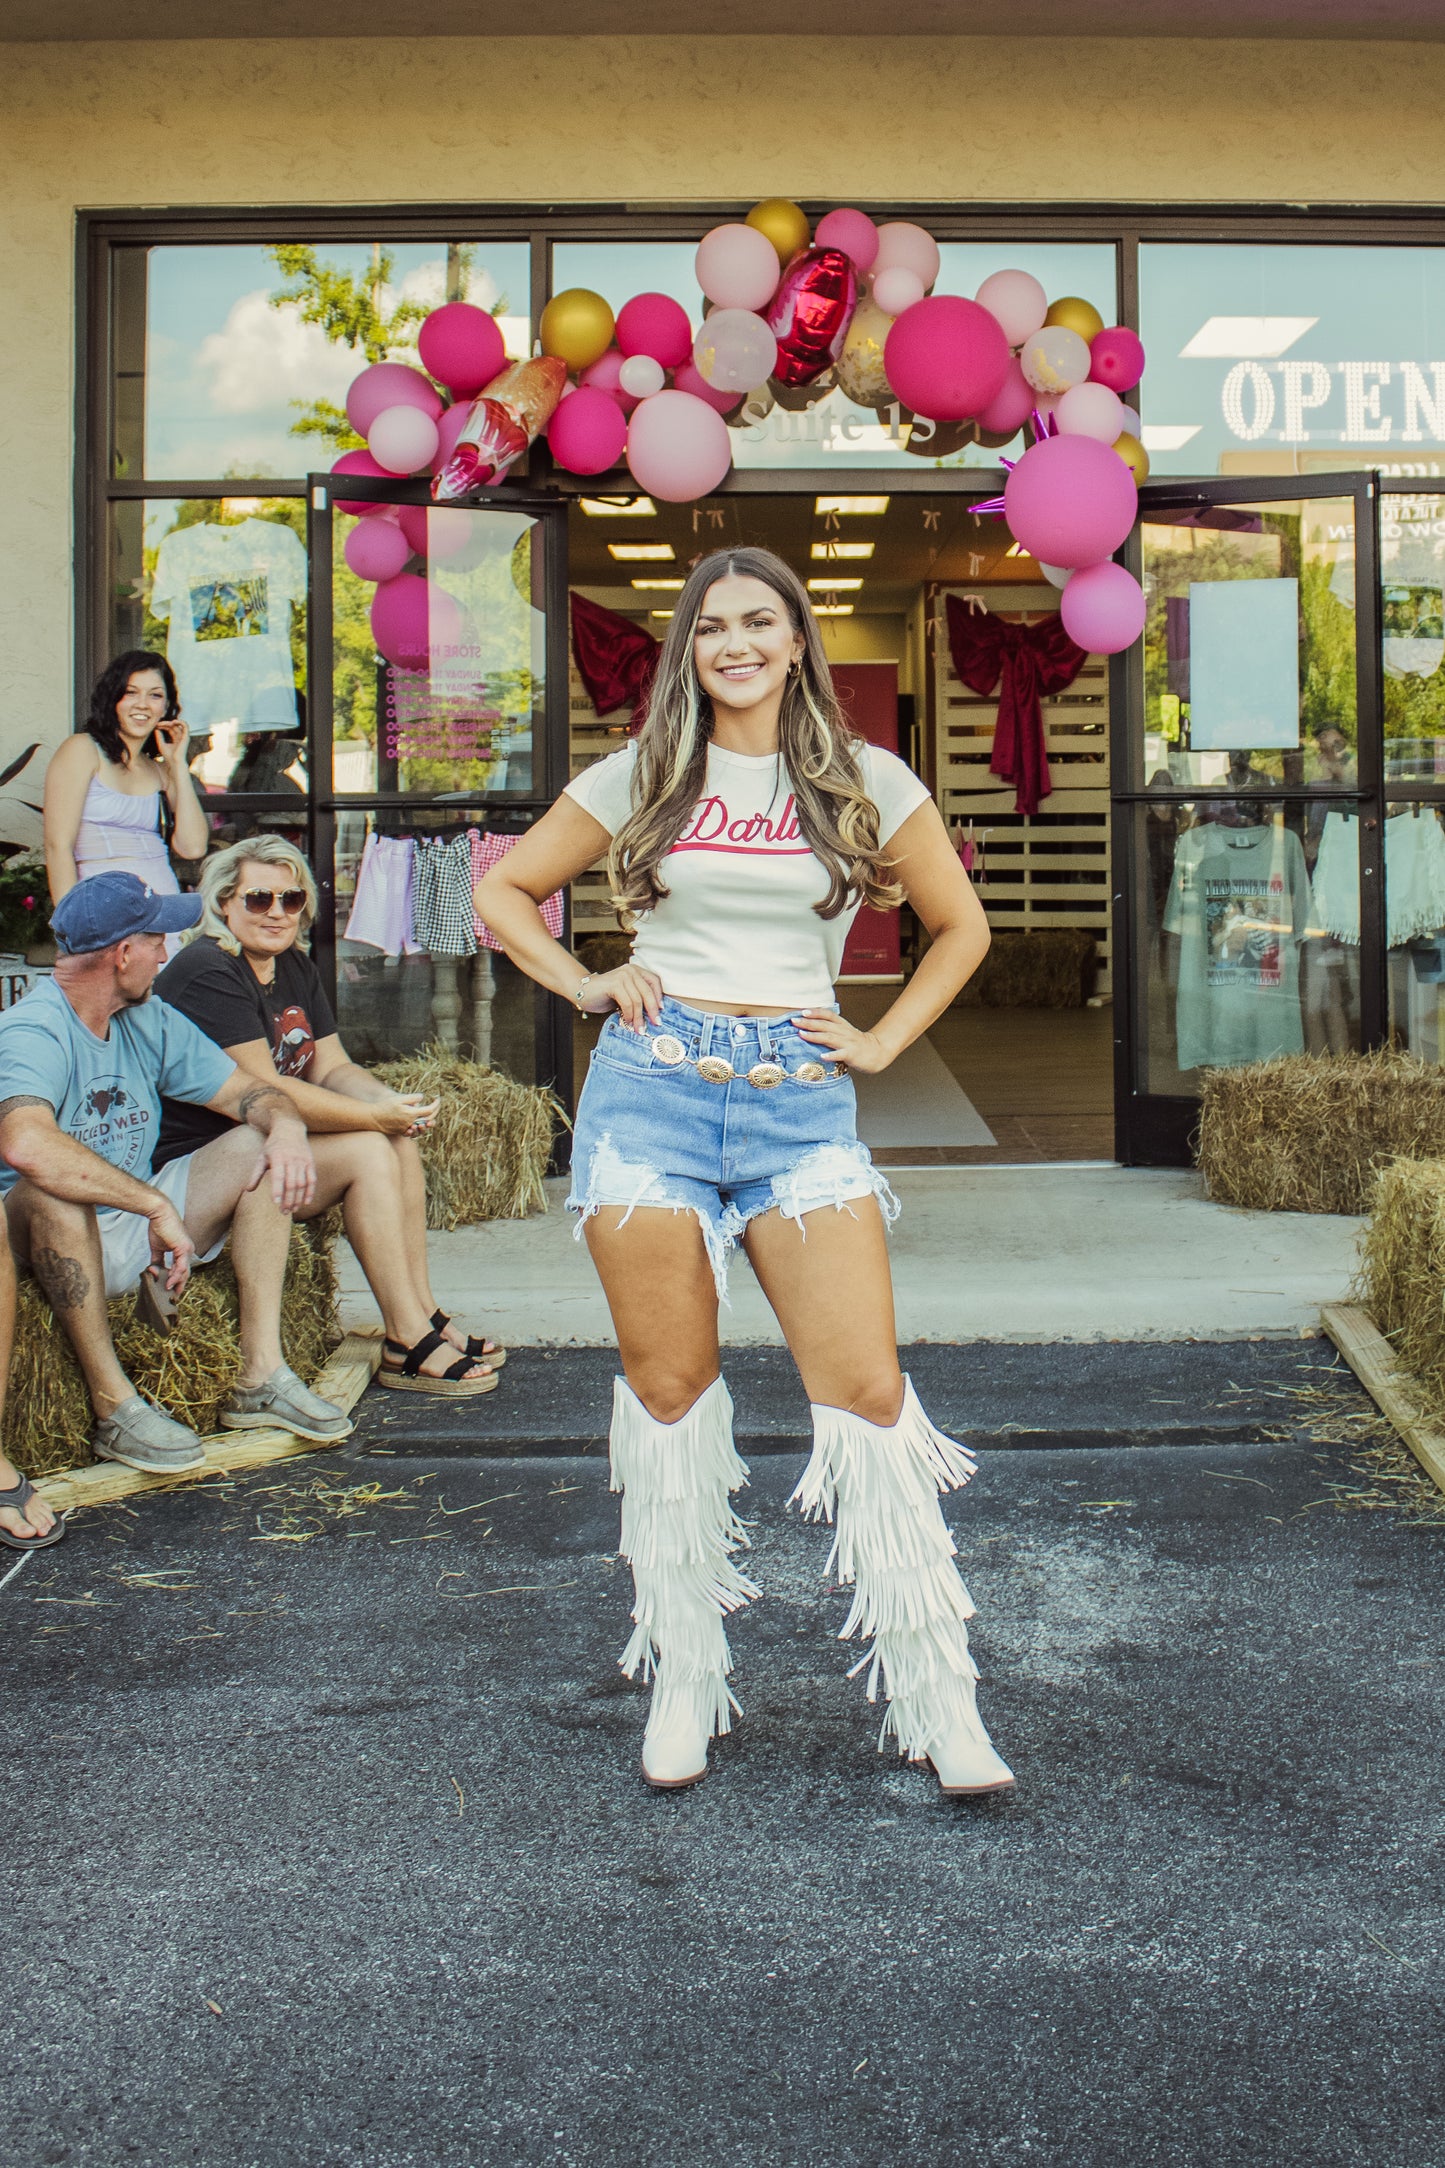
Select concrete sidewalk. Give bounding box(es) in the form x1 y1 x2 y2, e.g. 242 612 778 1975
341 1167 1364 1345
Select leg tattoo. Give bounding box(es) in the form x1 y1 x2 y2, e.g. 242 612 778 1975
33 1248 89 1311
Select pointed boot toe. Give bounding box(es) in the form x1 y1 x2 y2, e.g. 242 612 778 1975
929 1727 1016 1797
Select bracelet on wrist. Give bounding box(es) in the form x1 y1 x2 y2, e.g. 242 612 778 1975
574 974 595 1014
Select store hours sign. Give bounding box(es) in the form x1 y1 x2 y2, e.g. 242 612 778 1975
1220 359 1445 444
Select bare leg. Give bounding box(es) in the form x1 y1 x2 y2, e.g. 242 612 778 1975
387 1133 500 1358
180 1129 293 1389
742 1196 904 1423
0 1225 55 1539
3 1185 136 1416
583 1205 722 1419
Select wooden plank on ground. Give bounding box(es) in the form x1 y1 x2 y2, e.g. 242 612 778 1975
1320 1301 1445 1498
32 1331 385 1516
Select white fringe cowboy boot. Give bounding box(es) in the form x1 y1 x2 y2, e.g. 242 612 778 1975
610 1374 760 1791
791 1377 1014 1797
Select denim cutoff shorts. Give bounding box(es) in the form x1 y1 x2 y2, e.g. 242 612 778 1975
566 996 899 1299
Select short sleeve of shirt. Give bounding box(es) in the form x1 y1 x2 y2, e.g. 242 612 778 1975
564 747 638 836
156 945 263 1052
149 532 180 625
0 1008 68 1112
862 744 932 844
153 1002 235 1108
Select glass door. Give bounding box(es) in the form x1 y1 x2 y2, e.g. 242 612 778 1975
306 473 572 1107
1116 474 1381 1164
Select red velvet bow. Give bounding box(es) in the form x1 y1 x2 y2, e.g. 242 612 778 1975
945 596 1088 818
570 592 659 734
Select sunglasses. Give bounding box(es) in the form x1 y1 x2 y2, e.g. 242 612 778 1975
240 887 307 916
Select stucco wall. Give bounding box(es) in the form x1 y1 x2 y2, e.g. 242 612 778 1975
4 30 1445 771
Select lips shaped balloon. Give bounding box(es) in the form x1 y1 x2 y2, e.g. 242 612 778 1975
432 357 567 501
766 247 858 388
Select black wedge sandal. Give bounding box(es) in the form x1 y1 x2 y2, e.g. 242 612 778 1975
430 1309 507 1370
378 1329 499 1398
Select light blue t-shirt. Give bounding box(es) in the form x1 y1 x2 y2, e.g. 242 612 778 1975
0 978 234 1194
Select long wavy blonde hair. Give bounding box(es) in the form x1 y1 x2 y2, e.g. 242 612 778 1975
608 546 903 925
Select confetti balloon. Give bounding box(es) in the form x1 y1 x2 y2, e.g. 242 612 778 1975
692 307 777 394
766 247 858 387
1020 325 1092 396
834 295 894 407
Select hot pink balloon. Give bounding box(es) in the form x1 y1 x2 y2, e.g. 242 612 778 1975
616 292 693 371
344 518 410 583
884 296 1011 422
695 224 780 313
1056 382 1132 444
332 449 392 516
396 503 476 563
1003 434 1138 569
815 208 879 273
368 403 441 475
976 356 1037 438
1060 560 1147 654
1088 326 1147 394
397 504 430 558
345 363 443 438
548 384 629 475
580 348 641 415
872 267 926 319
431 401 474 473
418 303 507 400
625 389 732 502
673 362 742 415
370 574 432 672
975 268 1049 347
872 222 940 289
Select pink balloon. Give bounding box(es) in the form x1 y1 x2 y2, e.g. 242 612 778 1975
673 361 742 414
976 356 1037 438
815 207 879 273
1088 326 1147 394
548 384 629 474
625 389 732 502
579 348 641 415
616 292 693 370
331 449 392 516
695 224 780 313
872 267 926 318
397 504 430 557
884 296 1011 422
417 303 507 400
1004 434 1138 568
368 404 440 475
396 503 476 562
872 221 940 289
431 401 473 473
345 363 443 438
344 518 410 582
370 574 432 672
1056 382 1131 444
1060 561 1147 654
975 268 1049 347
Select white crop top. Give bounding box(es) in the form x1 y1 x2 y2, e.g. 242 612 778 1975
564 739 932 1008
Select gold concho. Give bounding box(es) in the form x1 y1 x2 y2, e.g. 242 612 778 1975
794 1060 826 1083
650 1033 687 1067
747 1061 785 1090
696 1055 735 1085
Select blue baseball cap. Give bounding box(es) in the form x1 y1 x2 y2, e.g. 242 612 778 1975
51 873 202 955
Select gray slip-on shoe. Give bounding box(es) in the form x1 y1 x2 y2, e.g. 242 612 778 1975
92 1395 206 1472
220 1364 353 1444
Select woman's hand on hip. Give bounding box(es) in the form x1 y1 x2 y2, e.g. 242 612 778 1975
795 1009 894 1074
581 965 664 1031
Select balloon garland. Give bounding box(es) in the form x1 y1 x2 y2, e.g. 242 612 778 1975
336 202 1150 668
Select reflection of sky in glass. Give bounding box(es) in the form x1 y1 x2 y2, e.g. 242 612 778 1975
143 243 530 482
553 239 1116 473
1141 244 1445 478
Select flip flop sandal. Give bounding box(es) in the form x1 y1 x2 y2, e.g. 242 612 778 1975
430 1308 507 1370
0 1473 65 1552
379 1329 499 1398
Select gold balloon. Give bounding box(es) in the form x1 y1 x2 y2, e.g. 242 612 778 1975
834 295 893 408
1112 430 1150 482
747 197 812 263
1044 295 1105 344
539 287 615 373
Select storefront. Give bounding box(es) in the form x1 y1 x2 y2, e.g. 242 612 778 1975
44 198 1445 1164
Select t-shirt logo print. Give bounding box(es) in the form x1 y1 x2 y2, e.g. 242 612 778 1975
190 573 270 643
271 1005 316 1079
673 793 812 858
75 1078 149 1169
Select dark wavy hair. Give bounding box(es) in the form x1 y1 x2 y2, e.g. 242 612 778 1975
85 650 178 766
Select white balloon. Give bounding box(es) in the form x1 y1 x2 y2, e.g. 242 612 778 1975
1020 326 1091 396
1055 382 1131 444
692 308 777 394
871 266 926 319
1039 563 1075 588
618 354 666 399
368 403 441 475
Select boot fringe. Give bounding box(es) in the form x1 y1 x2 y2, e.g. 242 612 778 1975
609 1375 751 1501
789 1376 976 1529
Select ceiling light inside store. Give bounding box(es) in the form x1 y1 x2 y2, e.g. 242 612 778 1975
1179 316 1317 359
631 578 684 590
583 497 657 516
1140 424 1203 451
807 577 864 591
815 495 889 516
814 604 855 616
1004 542 1032 559
650 610 675 620
810 541 874 561
609 542 675 561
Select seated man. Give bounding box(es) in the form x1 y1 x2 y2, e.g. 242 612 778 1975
0 873 352 1472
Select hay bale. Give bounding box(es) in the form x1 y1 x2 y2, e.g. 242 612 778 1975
3 1216 339 1482
372 1045 562 1231
1197 1051 1445 1214
1359 1157 1445 1425
956 928 1097 1008
576 931 632 976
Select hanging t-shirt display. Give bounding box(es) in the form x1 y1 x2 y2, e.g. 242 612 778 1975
150 518 306 734
1311 806 1445 948
1163 822 1313 1071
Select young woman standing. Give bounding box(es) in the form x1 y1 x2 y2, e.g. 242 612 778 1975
44 651 209 913
476 547 1012 1798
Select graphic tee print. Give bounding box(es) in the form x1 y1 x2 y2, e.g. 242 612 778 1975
271 1003 317 1078
150 518 306 733
1163 823 1313 1071
190 572 271 643
153 939 337 1166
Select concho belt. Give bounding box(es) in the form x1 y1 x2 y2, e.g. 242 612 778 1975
647 1032 846 1088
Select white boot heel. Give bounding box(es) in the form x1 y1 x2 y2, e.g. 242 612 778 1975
641 1671 716 1790
792 1377 1015 1799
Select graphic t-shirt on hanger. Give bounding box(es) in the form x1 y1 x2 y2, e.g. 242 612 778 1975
150 518 306 734
1163 821 1313 1070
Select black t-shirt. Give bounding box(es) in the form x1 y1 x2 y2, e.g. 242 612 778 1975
153 937 337 1167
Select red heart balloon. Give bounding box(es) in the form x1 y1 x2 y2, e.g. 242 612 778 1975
766 247 858 387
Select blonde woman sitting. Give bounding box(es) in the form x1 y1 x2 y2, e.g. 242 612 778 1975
154 836 501 1396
